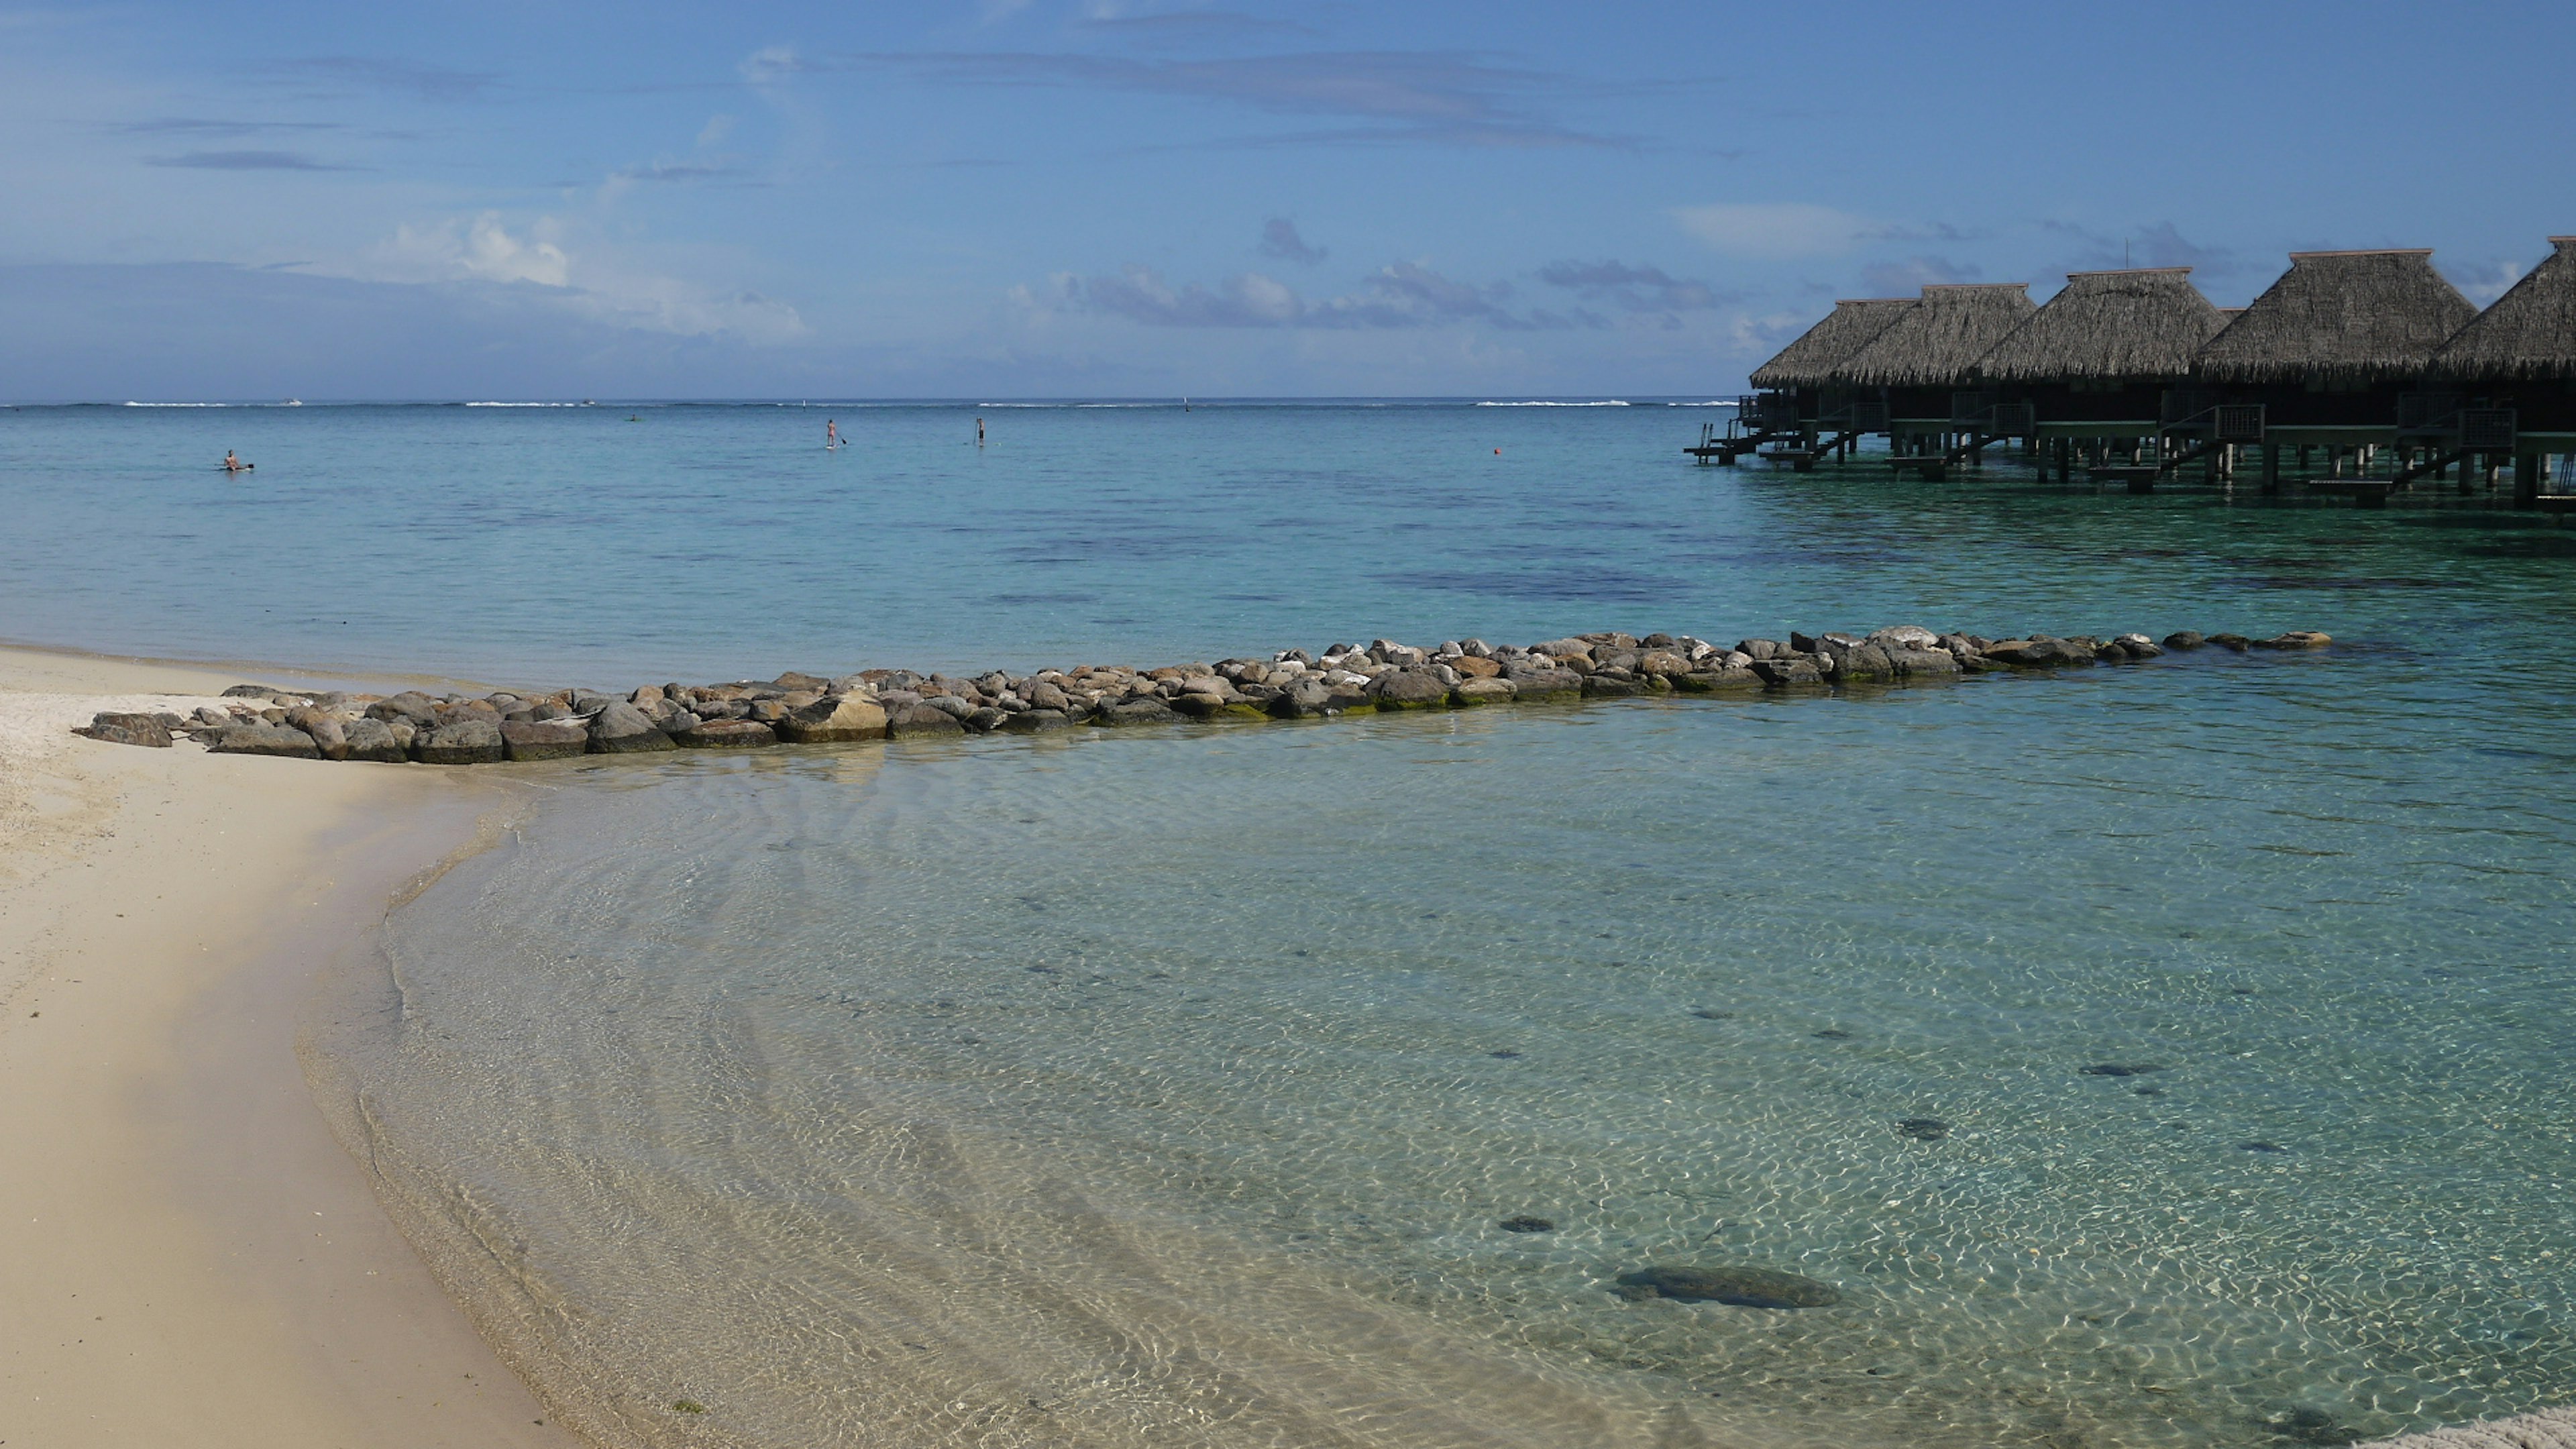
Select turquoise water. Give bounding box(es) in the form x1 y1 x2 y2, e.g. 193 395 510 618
9 404 2575 1446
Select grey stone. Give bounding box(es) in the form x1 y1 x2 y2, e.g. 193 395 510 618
2161 631 2207 651
368 691 439 727
342 717 409 763
964 707 1009 732
500 719 590 761
416 716 505 765
588 700 676 753
1580 674 1646 698
1751 657 1823 686
210 723 322 759
886 703 967 738
1369 669 1451 710
673 719 778 748
1450 677 1517 706
220 683 282 698
1503 665 1583 701
285 708 350 760
1866 625 1941 651
775 695 889 743
1097 698 1182 727
1885 647 1962 677
82 712 172 748
999 708 1072 732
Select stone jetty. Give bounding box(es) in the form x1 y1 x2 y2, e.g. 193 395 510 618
74 625 2332 765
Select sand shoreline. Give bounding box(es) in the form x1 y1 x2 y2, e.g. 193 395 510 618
0 643 577 1447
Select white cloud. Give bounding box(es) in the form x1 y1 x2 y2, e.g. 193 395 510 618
1673 203 1867 260
347 212 805 343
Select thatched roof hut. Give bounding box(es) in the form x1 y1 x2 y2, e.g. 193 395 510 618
1975 268 2224 383
1748 298 1913 390
2430 237 2576 381
2195 250 2475 385
1835 284 2036 388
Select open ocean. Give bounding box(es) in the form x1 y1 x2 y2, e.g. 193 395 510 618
5 400 2573 1447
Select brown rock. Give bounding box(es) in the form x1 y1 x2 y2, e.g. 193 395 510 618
672 719 778 749
776 695 890 743
500 719 590 761
81 712 173 748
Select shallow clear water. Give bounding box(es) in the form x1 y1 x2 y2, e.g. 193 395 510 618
9 403 2573 1446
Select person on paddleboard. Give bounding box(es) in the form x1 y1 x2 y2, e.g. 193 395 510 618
222 450 252 473
826 419 839 449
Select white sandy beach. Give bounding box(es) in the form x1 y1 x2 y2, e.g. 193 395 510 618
0 643 573 1448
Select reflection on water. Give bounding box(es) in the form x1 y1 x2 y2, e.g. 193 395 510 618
341 650 2575 1448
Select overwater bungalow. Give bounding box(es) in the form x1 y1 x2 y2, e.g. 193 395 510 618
1743 297 1912 449
1974 268 2229 482
1833 283 2037 454
2428 237 2576 499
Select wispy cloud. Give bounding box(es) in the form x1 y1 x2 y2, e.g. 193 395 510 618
1072 9 1320 47
2040 220 2237 276
845 48 1622 148
142 149 362 171
114 116 346 137
267 55 498 101
1537 259 1731 312
1258 217 1326 264
1674 203 1868 260
2443 256 2528 306
347 212 807 343
1859 256 1983 292
1028 258 1578 330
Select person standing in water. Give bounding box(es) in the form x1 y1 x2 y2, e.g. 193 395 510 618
826 419 839 450
976 416 985 448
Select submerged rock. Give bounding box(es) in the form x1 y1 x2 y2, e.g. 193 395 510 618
886 703 968 738
2080 1063 2167 1077
1498 1216 1556 1234
1613 1265 1840 1309
1895 1118 1950 1141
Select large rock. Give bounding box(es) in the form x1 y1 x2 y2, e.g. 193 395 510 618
342 717 409 763
2254 631 2331 650
1369 669 1451 710
1449 655 1503 680
1674 667 1763 692
220 683 283 698
284 706 350 760
1981 638 2095 668
999 708 1072 732
1825 641 1896 682
1611 1265 1840 1309
81 712 172 748
1502 665 1582 702
673 719 777 749
775 695 889 743
209 723 322 759
1581 674 1646 698
368 691 440 727
588 700 676 753
1885 647 1962 677
886 703 968 738
500 719 590 761
1450 677 1518 706
1267 678 1335 718
415 717 505 765
1866 625 1941 651
1169 693 1268 721
1751 657 1823 686
1096 697 1182 728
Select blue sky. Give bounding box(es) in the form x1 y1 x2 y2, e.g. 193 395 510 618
3 0 2571 399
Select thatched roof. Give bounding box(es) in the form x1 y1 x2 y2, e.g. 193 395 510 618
1748 298 1913 389
1835 284 2037 388
2196 250 2476 385
2430 237 2576 381
1974 269 2225 382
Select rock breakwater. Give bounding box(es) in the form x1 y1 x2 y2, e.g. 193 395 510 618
74 625 2330 765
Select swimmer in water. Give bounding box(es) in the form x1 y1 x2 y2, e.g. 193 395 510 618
222 450 252 473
